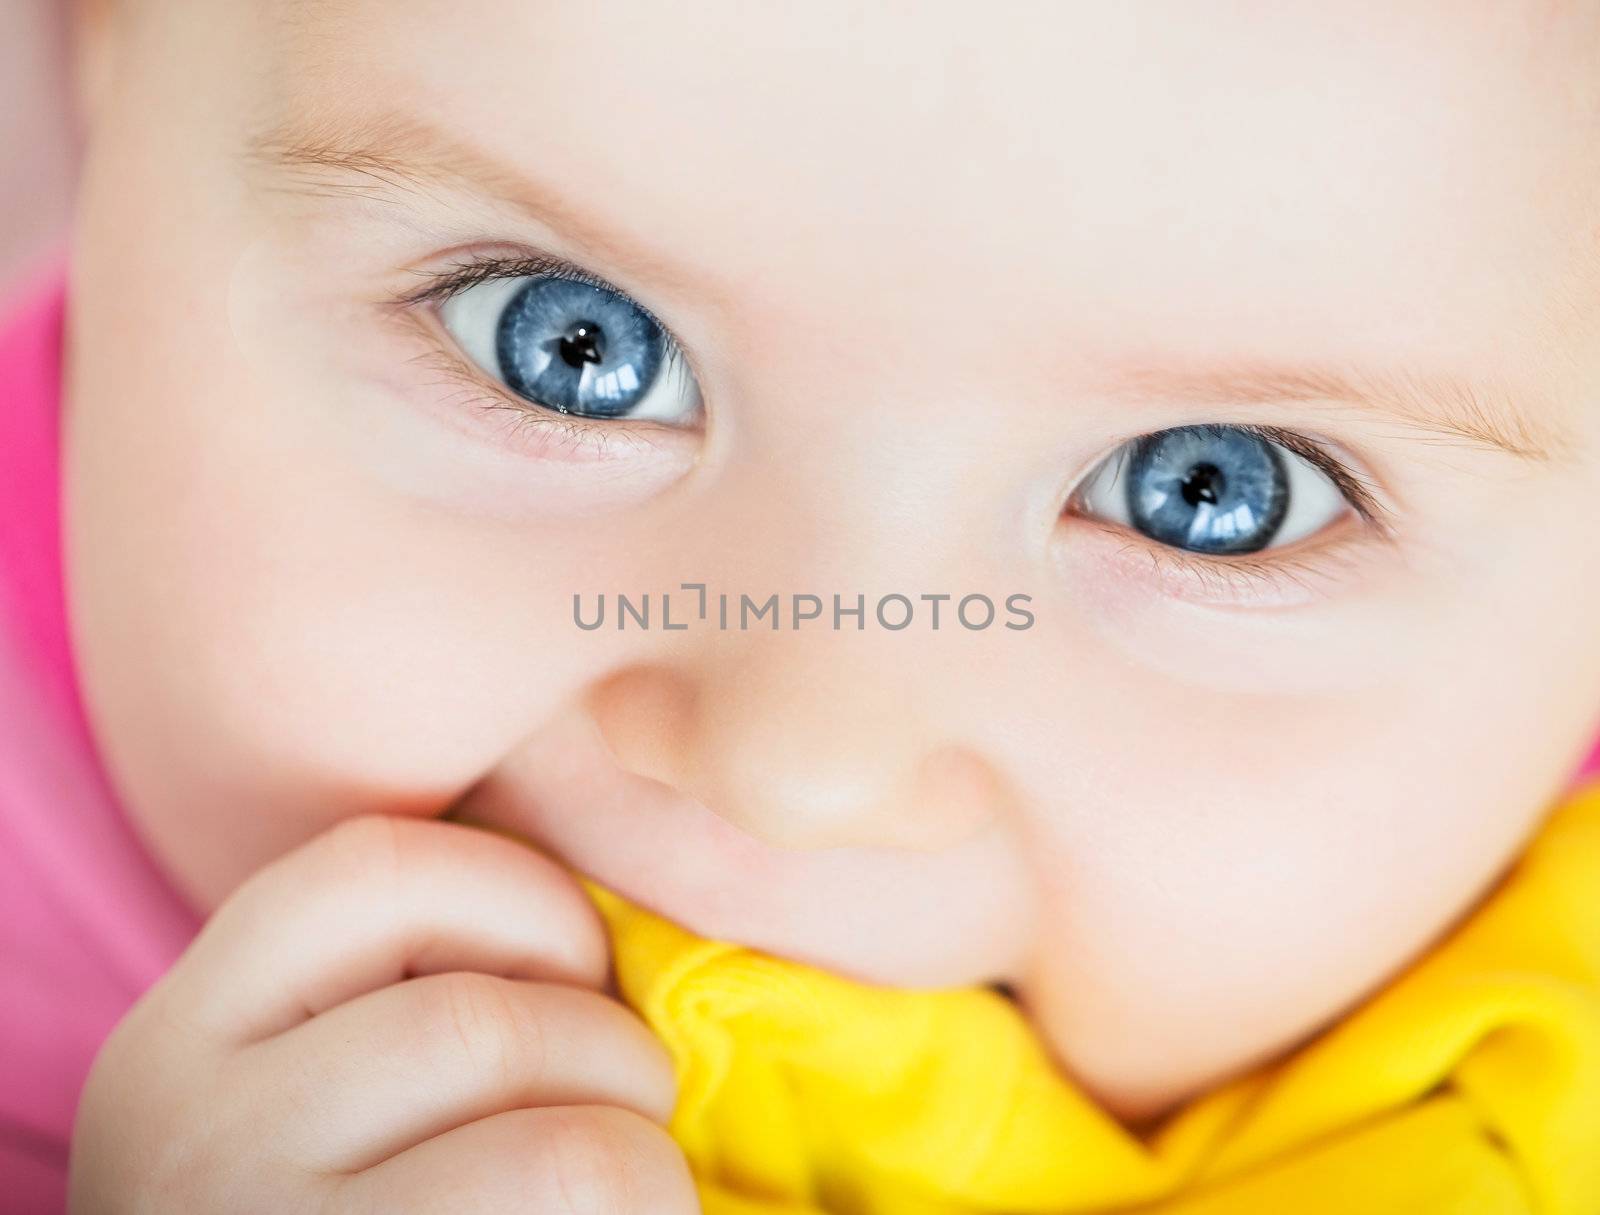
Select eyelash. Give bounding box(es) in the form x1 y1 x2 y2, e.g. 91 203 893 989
389 252 696 459
1072 422 1388 524
1087 516 1375 603
1066 426 1396 602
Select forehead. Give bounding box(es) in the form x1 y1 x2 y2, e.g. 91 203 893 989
266 1 1599 366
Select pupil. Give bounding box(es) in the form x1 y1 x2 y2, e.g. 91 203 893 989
558 322 606 369
1180 462 1224 507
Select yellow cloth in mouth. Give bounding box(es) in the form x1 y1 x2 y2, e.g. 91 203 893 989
573 779 1600 1215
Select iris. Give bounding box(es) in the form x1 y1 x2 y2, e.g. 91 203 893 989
495 277 665 418
1125 425 1290 554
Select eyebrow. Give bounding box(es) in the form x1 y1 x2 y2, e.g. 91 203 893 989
248 115 1576 466
1092 361 1575 464
245 111 697 294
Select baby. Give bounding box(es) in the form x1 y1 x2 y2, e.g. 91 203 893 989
3 0 1600 1211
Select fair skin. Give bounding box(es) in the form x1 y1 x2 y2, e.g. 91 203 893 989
65 0 1600 1208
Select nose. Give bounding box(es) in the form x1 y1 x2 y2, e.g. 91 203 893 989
585 648 1010 853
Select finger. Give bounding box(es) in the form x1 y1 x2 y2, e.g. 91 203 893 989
328 1104 701 1215
159 815 607 1043
244 972 678 1172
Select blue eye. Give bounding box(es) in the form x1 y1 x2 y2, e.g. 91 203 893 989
439 272 701 424
1074 424 1349 555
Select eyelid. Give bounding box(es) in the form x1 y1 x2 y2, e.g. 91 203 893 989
394 246 697 373
1077 513 1376 608
385 296 695 464
392 246 705 439
1243 424 1395 537
1070 423 1395 538
1061 424 1400 605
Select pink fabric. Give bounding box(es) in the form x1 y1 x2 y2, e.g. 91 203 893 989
0 265 203 1214
0 263 1597 1211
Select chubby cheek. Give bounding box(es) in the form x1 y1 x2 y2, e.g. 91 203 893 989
1006 632 1589 1117
1017 762 1457 1117
68 264 688 913
71 400 620 907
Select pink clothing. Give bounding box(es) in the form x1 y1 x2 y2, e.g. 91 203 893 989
0 267 203 1213
0 263 1597 1212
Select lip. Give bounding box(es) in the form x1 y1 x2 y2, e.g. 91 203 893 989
447 708 1030 989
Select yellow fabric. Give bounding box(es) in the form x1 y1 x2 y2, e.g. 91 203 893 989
570 778 1600 1215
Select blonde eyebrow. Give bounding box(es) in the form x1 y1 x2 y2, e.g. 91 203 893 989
1093 361 1576 464
244 111 694 293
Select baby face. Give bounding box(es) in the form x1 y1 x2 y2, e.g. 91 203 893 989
66 0 1600 1121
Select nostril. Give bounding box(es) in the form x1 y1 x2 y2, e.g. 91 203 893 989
584 659 1009 854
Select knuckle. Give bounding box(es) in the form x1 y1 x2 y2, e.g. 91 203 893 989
548 1107 697 1215
314 814 493 900
310 814 442 909
413 972 541 1085
228 814 407 916
319 813 408 880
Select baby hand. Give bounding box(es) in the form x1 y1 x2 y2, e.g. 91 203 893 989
67 815 698 1213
